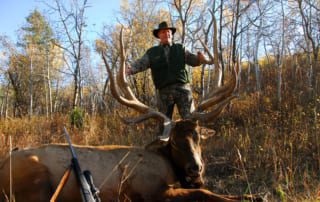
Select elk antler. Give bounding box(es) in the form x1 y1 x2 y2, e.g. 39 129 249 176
197 9 219 69
192 10 238 122
99 27 173 140
190 63 238 122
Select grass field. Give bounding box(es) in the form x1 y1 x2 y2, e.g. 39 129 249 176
0 92 318 201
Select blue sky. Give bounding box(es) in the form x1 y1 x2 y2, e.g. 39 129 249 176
0 0 121 42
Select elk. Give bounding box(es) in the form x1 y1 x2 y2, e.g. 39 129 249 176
0 29 261 202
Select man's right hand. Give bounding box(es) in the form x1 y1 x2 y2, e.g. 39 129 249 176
197 51 214 65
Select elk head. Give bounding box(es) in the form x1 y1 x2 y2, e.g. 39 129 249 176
97 27 238 188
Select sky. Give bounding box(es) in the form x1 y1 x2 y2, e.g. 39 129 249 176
0 0 121 42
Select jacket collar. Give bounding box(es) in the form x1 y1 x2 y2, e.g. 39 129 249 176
160 41 173 47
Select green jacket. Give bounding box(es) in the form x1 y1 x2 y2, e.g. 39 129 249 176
147 43 189 89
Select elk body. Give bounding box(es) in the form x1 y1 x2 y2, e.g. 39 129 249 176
0 121 258 202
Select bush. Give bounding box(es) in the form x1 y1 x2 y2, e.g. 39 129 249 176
70 107 85 129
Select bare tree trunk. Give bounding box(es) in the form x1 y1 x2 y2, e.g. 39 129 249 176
53 79 60 113
297 0 319 97
245 28 251 92
102 78 109 98
173 0 194 44
206 67 211 94
247 62 251 91
231 0 241 66
0 90 4 118
0 82 10 118
44 49 53 118
47 50 53 116
29 52 33 118
277 0 286 106
219 0 225 85
200 64 206 98
238 21 242 92
4 85 9 118
253 10 263 92
73 65 79 109
45 71 49 118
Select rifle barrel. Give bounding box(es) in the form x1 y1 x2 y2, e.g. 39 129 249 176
63 127 96 202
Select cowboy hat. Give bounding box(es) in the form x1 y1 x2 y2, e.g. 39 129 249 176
153 21 176 38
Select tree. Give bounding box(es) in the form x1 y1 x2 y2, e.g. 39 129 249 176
7 54 30 116
297 0 319 97
20 10 55 117
48 0 89 110
171 0 199 44
0 35 16 118
2 10 55 117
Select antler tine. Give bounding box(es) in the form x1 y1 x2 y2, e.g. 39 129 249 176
101 53 148 114
101 54 122 103
117 111 173 140
211 8 219 70
198 10 219 69
196 65 237 112
191 95 238 122
119 111 168 125
193 59 239 121
198 38 214 63
117 27 138 102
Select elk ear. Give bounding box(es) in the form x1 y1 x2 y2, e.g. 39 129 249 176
200 128 216 140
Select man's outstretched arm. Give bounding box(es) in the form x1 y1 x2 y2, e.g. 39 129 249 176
185 50 214 67
126 53 150 75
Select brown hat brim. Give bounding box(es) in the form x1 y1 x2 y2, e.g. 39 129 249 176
153 27 176 38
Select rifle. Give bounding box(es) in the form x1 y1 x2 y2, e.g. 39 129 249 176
63 127 101 202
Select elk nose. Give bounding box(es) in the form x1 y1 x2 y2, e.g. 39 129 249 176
186 163 203 176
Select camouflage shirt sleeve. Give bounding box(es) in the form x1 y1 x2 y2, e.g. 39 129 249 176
130 52 150 74
185 49 201 67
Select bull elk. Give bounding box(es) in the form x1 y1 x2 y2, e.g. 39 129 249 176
0 28 262 202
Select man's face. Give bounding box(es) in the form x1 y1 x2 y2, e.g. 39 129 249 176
158 29 172 45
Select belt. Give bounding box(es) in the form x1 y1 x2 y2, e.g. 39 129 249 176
158 82 191 91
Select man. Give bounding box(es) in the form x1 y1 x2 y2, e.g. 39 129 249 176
127 21 213 120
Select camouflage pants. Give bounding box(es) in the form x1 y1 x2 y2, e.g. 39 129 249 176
157 83 194 119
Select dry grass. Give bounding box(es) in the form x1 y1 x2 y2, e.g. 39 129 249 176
201 92 319 201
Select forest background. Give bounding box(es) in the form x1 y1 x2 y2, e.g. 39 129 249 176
0 0 319 201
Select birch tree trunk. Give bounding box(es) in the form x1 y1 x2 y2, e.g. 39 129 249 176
231 0 241 66
45 49 53 118
253 12 262 92
219 0 225 85
277 0 286 106
297 0 319 98
0 82 10 118
29 49 33 118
